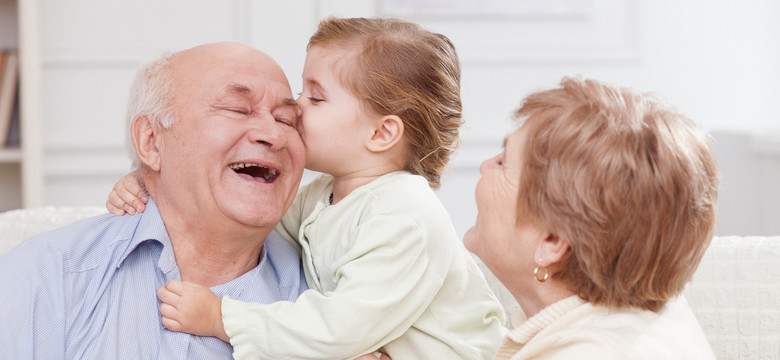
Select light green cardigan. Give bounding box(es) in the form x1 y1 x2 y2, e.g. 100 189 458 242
223 171 507 359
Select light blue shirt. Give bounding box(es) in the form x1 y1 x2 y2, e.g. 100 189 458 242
0 198 307 359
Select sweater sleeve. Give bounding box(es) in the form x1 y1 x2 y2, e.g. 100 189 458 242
222 214 446 360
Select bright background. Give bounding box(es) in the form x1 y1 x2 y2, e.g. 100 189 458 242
1 0 778 237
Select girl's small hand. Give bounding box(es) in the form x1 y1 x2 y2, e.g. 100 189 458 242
157 280 228 342
106 172 148 215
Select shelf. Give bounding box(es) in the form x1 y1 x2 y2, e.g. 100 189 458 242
0 147 21 163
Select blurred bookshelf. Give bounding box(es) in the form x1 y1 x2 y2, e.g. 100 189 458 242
0 0 42 210
0 148 20 162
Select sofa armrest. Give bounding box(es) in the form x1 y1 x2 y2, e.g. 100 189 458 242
683 236 780 359
0 206 106 255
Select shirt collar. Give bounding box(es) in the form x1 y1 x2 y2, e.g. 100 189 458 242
115 197 172 270
116 196 278 299
210 245 267 298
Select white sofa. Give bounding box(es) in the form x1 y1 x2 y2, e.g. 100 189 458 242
1 207 779 359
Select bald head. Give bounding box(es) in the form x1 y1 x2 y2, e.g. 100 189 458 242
125 42 292 172
123 41 307 286
171 42 288 88
126 40 306 245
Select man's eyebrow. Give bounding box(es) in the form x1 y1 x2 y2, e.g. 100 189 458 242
281 98 302 114
282 98 301 110
225 83 253 97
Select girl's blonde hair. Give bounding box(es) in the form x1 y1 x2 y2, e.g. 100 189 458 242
308 17 462 189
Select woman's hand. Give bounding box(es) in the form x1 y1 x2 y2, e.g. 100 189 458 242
106 172 148 215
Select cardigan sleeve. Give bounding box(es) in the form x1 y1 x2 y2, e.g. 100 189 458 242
222 213 446 360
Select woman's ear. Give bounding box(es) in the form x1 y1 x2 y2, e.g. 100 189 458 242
131 115 162 171
534 232 570 268
366 114 404 153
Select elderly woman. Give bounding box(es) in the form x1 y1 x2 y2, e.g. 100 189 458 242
465 77 719 359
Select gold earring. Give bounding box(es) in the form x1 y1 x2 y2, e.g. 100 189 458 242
534 266 549 283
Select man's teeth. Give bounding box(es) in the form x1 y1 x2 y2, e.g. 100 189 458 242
229 163 277 180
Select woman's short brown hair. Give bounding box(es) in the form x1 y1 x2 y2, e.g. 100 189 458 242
516 77 719 311
308 17 462 189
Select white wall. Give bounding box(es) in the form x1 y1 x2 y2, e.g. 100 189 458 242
27 0 780 236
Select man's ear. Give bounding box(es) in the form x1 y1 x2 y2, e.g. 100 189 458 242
366 115 404 153
131 115 162 171
534 232 570 268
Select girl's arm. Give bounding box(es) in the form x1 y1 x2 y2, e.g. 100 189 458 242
157 280 392 359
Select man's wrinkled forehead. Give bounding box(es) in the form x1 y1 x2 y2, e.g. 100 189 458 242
173 42 291 89
218 82 299 112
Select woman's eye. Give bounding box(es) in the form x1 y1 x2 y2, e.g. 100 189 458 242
308 97 323 104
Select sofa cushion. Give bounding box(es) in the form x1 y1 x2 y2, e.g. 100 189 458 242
0 207 778 359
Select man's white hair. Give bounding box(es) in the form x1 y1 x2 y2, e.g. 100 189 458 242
125 51 177 171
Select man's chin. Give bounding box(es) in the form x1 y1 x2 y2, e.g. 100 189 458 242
215 201 280 228
231 213 279 229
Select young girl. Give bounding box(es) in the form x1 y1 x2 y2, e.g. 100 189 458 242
108 17 506 359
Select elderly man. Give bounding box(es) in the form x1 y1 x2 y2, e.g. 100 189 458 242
0 42 307 359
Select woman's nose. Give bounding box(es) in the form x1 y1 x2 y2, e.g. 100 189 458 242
479 155 496 175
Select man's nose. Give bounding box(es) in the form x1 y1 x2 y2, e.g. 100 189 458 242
247 112 287 150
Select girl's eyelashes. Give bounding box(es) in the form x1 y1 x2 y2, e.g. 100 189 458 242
295 92 323 104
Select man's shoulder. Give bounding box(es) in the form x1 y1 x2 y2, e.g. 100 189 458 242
263 230 306 293
264 231 303 271
265 230 300 258
2 213 142 272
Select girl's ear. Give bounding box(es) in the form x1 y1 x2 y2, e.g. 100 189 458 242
132 115 162 171
534 232 570 268
366 114 404 153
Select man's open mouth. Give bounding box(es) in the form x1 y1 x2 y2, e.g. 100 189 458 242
229 163 279 183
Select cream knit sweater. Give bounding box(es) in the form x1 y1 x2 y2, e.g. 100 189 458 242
495 295 715 360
